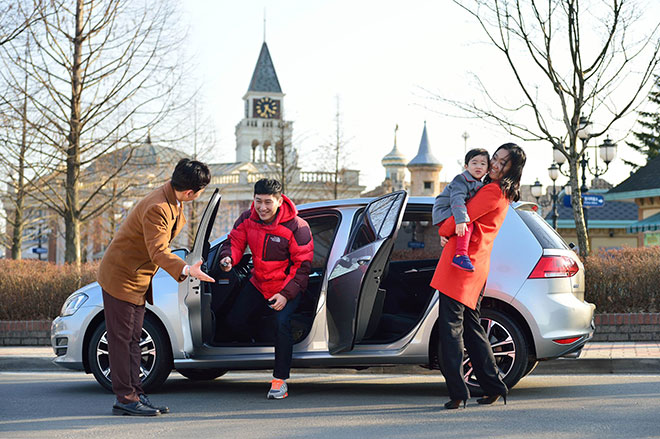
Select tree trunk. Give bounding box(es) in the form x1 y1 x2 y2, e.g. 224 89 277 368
569 158 590 258
64 0 84 265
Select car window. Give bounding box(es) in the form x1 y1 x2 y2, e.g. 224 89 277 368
303 213 340 270
349 192 405 252
516 209 570 250
391 209 443 261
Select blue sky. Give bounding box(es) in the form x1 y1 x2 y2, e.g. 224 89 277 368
181 0 660 192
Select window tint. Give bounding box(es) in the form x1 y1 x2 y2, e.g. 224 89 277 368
516 209 569 250
391 208 443 261
304 214 340 270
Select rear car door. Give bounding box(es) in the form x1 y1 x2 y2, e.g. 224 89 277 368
181 189 221 353
326 191 408 354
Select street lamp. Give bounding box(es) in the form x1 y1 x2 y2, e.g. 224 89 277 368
548 163 559 230
531 179 543 203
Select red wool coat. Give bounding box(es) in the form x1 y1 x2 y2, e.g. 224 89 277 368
430 182 510 310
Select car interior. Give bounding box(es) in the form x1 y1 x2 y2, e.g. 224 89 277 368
200 212 340 347
197 205 442 348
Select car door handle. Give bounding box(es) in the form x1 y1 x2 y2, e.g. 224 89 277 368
356 256 371 265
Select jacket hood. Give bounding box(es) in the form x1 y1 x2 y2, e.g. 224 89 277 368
249 194 297 225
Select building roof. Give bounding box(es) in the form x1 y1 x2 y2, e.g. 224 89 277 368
407 122 441 167
606 154 660 200
548 193 638 229
627 211 660 233
382 142 407 167
84 138 185 175
247 42 282 93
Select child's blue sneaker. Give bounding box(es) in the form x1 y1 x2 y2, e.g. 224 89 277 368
452 255 475 272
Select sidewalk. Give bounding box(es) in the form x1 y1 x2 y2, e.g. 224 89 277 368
1 342 659 374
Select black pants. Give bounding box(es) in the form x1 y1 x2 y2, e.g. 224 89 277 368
438 291 507 401
102 290 145 404
225 281 300 380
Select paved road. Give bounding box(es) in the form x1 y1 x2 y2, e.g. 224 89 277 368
1 372 659 438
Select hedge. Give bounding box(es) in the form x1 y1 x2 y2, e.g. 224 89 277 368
0 260 99 320
584 247 660 314
0 247 658 320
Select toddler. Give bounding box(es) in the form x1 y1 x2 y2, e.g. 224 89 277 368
432 148 490 271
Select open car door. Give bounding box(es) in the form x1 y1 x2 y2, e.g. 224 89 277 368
181 189 221 352
326 190 408 354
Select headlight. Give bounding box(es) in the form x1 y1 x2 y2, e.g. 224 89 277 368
60 293 88 317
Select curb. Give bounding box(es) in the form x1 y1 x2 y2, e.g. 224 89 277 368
2 356 659 375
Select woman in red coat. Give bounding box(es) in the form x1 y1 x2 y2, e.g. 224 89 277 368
430 143 527 409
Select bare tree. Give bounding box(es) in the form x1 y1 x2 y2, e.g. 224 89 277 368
0 0 42 47
310 96 354 200
432 0 660 257
1 0 189 264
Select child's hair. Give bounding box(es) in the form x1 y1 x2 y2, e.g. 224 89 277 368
464 148 490 165
254 178 283 197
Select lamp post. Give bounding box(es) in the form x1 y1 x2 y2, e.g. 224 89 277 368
548 163 559 230
531 179 543 204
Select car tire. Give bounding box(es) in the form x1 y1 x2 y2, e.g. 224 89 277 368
464 309 529 396
87 314 173 393
177 368 228 381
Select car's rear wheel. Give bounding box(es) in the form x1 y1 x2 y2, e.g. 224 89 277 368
464 309 529 395
177 368 228 381
87 314 173 393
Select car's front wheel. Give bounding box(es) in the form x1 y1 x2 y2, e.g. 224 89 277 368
87 314 173 393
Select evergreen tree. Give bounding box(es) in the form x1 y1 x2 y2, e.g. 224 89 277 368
626 75 660 170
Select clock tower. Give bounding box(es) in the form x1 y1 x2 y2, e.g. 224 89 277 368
235 42 294 164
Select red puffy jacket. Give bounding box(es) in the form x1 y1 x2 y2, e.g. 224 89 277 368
219 195 313 300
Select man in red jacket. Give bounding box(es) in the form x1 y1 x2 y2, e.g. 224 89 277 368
219 178 313 399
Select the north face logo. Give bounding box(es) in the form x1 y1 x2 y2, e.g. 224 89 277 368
270 236 281 243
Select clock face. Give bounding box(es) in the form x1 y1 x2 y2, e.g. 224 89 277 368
253 97 280 119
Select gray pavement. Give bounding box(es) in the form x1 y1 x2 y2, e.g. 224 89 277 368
2 372 660 438
1 342 660 374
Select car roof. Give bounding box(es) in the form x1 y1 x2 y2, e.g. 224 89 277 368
298 195 529 211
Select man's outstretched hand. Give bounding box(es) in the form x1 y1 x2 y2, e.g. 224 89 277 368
189 259 215 283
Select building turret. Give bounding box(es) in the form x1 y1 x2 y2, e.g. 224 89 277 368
407 122 443 196
381 125 408 191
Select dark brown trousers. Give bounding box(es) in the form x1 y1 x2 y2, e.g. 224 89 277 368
102 289 145 404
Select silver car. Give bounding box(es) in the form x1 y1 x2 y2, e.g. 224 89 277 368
51 190 595 394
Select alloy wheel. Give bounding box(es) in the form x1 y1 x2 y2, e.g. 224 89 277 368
464 317 516 389
95 328 157 382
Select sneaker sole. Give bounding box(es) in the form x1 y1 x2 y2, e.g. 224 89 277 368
112 408 160 416
451 262 474 272
267 392 288 400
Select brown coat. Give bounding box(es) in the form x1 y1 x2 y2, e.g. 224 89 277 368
98 182 187 306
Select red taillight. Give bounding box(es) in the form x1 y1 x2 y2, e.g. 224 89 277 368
528 255 579 279
552 336 581 345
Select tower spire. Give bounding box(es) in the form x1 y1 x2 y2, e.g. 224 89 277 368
263 8 266 42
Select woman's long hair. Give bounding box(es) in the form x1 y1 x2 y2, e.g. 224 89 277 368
483 143 526 202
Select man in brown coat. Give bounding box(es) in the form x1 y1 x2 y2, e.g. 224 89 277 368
98 158 214 416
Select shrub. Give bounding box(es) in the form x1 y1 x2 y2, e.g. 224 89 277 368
0 260 99 320
584 247 660 313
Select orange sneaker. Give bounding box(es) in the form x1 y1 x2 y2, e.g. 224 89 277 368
267 379 288 399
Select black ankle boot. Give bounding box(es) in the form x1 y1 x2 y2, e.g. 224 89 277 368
476 393 507 405
444 399 467 409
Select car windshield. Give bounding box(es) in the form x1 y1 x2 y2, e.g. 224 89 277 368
515 209 569 250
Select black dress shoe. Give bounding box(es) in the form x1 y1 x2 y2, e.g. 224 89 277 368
112 400 160 416
139 394 170 414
